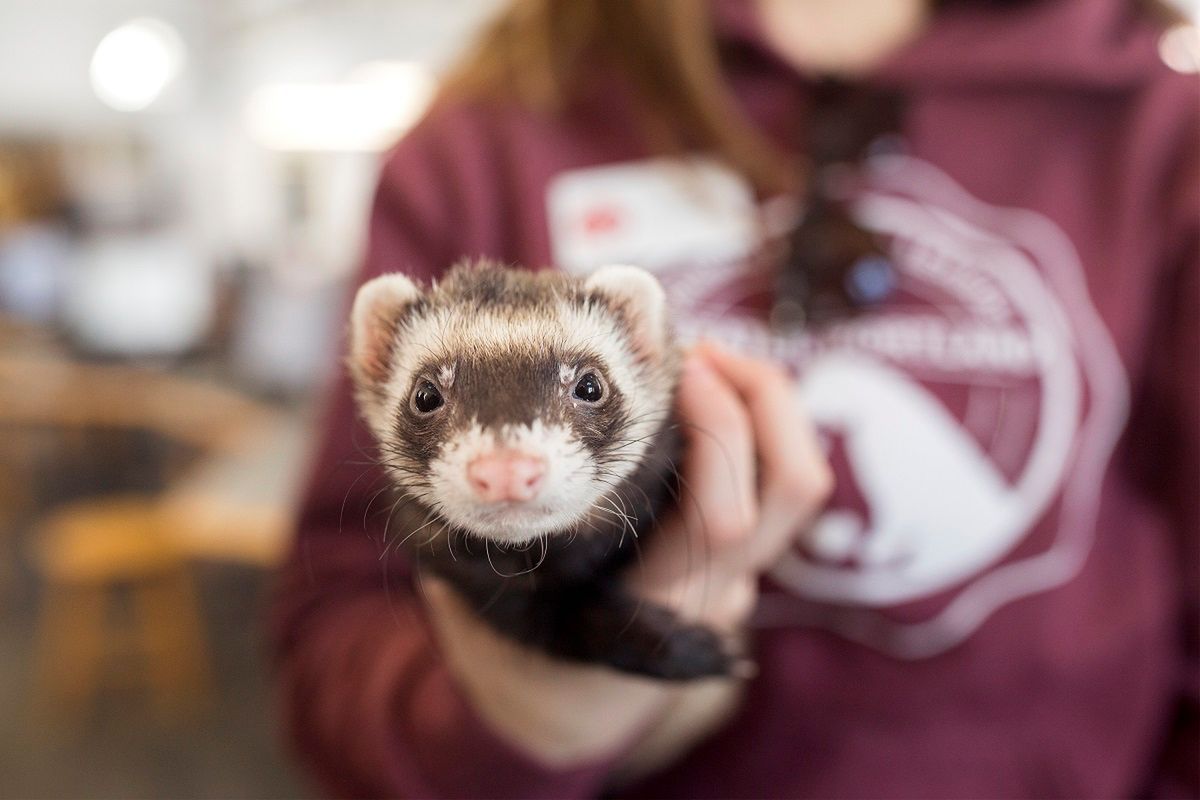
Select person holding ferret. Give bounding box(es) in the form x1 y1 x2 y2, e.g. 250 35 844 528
271 1 1198 797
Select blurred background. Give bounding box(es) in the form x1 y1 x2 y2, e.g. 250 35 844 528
1 1 1198 798
0 1 501 796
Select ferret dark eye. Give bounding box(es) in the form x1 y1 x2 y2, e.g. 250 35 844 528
573 373 603 403
411 381 444 414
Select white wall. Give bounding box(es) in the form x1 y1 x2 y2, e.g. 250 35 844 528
0 0 501 265
0 0 202 132
0 0 502 378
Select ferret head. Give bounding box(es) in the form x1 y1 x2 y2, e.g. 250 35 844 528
349 262 676 545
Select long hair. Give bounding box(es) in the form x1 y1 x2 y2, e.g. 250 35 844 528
440 0 1180 194
441 0 789 192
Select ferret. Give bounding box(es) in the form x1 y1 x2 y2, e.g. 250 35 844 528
347 260 736 680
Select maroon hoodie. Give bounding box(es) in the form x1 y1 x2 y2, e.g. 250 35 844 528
271 1 1199 797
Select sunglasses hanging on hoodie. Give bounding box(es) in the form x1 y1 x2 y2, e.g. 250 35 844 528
772 79 906 329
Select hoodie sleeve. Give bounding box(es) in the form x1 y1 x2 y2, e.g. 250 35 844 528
269 115 616 799
1133 100 1200 799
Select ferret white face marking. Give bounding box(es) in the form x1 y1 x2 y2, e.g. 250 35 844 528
349 262 676 545
427 420 594 542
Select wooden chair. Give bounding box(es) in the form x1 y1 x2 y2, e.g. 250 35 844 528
30 495 211 724
0 334 289 728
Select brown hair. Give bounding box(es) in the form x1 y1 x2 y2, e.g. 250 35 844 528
441 0 791 192
441 0 1181 195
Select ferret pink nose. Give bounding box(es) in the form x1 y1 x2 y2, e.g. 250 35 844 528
467 452 546 503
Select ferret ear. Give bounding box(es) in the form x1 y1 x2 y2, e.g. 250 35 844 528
585 265 668 359
349 273 420 386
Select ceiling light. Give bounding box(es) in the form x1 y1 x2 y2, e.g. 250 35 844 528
90 18 186 112
245 62 436 152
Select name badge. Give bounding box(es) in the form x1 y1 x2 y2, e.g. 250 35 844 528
546 156 758 274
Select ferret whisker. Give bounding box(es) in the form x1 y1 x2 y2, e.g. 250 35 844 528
587 501 626 546
483 539 541 578
383 503 430 558
347 261 732 679
617 410 674 429
336 464 391 535
386 510 440 559
376 493 410 558
363 482 400 530
596 494 638 547
596 467 656 518
594 479 649 534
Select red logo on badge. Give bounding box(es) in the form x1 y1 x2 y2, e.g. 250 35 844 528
581 205 621 236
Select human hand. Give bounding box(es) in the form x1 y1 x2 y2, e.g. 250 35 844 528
423 342 832 771
626 341 833 635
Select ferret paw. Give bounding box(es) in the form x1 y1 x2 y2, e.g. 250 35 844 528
599 620 743 681
644 623 743 680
